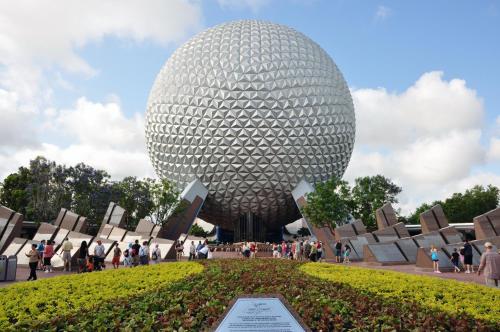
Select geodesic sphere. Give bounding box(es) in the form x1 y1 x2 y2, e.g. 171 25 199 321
145 20 355 229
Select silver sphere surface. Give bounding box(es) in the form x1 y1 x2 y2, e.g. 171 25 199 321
145 20 355 229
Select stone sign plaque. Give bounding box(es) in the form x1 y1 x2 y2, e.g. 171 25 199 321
213 295 309 332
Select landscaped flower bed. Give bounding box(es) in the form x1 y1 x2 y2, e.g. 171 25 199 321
1 260 498 331
0 262 203 330
300 262 500 324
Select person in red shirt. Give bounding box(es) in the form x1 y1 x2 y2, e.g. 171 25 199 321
43 240 55 273
281 241 287 258
250 242 256 258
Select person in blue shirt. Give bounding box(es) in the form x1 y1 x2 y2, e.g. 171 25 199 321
431 245 441 273
195 241 203 259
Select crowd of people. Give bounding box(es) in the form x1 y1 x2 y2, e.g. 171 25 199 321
23 235 500 288
24 238 164 281
25 239 59 281
430 240 500 287
236 239 352 263
24 237 216 282
431 238 484 274
173 239 212 260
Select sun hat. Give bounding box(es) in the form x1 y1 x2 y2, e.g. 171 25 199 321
484 242 493 248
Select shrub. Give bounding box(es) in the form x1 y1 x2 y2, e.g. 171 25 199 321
2 260 498 331
0 262 203 330
37 260 499 331
300 262 500 323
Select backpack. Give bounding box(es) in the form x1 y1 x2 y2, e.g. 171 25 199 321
124 249 129 258
152 250 158 260
459 248 465 256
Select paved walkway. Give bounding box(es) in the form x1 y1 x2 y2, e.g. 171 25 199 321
0 267 102 288
0 259 489 288
347 261 486 285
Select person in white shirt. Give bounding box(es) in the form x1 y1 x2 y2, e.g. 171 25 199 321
151 244 161 264
139 241 150 265
94 240 106 271
189 241 196 260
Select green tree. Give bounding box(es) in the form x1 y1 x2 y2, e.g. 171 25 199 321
406 202 438 224
148 178 181 226
406 185 499 224
189 223 208 237
351 175 402 230
26 157 57 223
442 185 499 222
302 177 353 228
0 166 30 216
68 163 112 224
49 164 73 216
113 177 154 229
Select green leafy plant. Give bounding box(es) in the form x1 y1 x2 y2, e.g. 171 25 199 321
302 176 353 228
8 260 496 331
301 262 500 324
0 262 203 330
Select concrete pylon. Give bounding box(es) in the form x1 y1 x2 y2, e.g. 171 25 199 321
158 178 208 241
291 179 335 259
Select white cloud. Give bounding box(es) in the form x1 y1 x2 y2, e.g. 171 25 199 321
48 98 146 151
488 137 500 161
0 0 202 75
353 71 483 148
487 116 500 162
0 0 202 181
395 130 484 184
0 88 40 149
375 5 392 20
217 0 271 13
0 98 155 180
0 0 202 149
345 71 490 215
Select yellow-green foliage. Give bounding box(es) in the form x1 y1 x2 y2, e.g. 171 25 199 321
0 262 203 329
301 263 500 323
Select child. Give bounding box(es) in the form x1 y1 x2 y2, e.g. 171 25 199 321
123 245 133 267
86 255 94 272
451 248 461 273
343 245 351 263
431 245 441 273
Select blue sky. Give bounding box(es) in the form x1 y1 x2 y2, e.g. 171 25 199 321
0 0 499 213
71 1 500 123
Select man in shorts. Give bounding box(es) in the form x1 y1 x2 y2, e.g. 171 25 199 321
61 238 74 272
335 240 342 263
